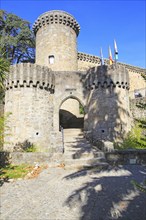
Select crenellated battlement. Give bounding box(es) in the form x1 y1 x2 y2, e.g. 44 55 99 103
78 52 101 64
33 10 80 36
85 64 129 90
78 52 146 74
5 63 55 91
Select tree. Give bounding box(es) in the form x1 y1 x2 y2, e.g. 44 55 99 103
0 55 9 90
0 10 35 64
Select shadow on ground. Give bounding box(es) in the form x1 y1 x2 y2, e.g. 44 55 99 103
64 165 146 220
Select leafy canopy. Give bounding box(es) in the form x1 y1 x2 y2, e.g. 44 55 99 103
0 10 35 64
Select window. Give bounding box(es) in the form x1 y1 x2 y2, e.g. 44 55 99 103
48 55 55 64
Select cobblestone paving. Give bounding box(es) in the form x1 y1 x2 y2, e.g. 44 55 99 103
0 165 146 220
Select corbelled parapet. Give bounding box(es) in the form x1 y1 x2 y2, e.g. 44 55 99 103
85 64 129 89
33 10 80 36
78 52 101 64
5 63 55 91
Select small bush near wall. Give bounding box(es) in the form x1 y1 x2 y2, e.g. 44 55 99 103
114 119 146 150
0 113 11 151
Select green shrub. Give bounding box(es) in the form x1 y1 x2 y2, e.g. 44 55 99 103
0 113 11 150
13 140 37 152
115 120 146 149
79 103 85 114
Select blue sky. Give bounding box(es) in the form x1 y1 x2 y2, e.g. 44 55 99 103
1 0 146 68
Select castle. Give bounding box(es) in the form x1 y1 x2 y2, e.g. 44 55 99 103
4 10 146 152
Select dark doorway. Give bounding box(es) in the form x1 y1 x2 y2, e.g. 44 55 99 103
59 98 84 129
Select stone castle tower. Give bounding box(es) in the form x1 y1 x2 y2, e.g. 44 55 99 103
4 10 145 152
34 10 80 71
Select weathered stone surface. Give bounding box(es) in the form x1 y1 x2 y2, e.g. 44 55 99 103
2 9 146 154
77 52 146 99
105 149 146 165
130 97 146 119
34 10 79 71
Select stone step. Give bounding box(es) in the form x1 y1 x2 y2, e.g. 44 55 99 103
61 128 108 170
64 158 108 169
64 150 105 159
64 138 85 143
63 128 83 133
64 153 106 162
64 141 91 147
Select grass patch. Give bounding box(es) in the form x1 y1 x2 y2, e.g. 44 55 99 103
0 164 34 179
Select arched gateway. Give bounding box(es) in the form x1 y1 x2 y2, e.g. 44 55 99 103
59 97 84 130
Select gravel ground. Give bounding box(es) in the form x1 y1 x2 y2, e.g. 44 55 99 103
0 164 146 220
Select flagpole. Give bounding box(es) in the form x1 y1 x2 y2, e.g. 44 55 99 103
114 39 118 68
100 47 104 66
108 46 113 66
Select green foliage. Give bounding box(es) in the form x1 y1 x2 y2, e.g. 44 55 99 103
0 164 34 179
131 180 146 193
141 73 146 81
0 10 35 64
24 144 37 152
0 113 11 150
115 120 146 149
0 56 10 89
136 103 146 109
79 103 85 114
13 140 37 152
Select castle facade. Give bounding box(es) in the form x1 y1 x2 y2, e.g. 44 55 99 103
4 10 146 152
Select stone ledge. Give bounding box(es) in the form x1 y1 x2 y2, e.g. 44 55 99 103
105 149 146 165
0 152 63 166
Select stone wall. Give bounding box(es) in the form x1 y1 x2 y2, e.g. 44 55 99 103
130 97 146 119
0 151 63 166
77 52 146 99
1 150 145 166
105 149 146 165
128 69 146 99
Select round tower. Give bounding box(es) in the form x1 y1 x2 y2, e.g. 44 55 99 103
84 64 131 143
4 63 55 152
33 10 80 71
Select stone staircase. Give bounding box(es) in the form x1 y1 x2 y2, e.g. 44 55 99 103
62 129 108 169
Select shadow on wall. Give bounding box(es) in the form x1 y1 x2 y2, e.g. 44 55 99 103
79 64 130 144
12 140 36 152
59 109 84 129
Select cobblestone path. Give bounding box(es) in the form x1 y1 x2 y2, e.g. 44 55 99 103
0 165 146 220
